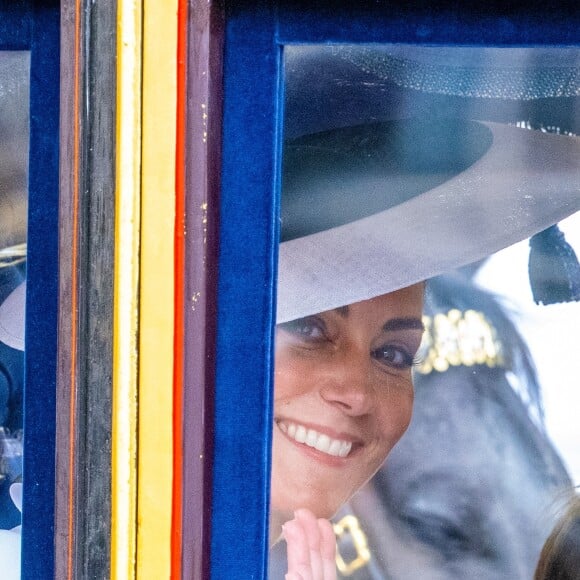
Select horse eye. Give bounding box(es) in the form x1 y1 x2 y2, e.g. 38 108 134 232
403 513 471 557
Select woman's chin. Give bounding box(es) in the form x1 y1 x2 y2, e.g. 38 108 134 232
269 501 338 548
270 490 339 522
272 472 347 517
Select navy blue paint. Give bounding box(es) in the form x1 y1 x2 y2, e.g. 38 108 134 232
0 1 31 50
276 0 580 45
211 3 281 578
19 1 60 578
214 0 580 578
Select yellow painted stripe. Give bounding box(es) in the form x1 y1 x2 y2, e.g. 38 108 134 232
111 1 142 578
136 0 178 578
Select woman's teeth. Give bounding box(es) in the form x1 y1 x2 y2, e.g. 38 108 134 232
279 422 353 458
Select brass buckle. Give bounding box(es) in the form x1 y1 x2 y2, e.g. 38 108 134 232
333 515 371 576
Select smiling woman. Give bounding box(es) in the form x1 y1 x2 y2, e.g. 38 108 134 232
271 287 424 531
269 45 580 579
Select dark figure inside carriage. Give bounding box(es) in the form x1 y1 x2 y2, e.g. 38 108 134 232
0 265 25 531
337 271 572 580
0 265 25 532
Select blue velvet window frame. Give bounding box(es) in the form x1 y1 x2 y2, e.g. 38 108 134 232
0 1 59 578
213 1 580 578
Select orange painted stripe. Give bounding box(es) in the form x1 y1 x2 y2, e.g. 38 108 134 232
172 0 189 577
67 1 82 578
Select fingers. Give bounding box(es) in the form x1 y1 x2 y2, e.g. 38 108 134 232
295 509 323 579
283 509 337 580
283 518 311 580
286 570 312 580
318 518 337 580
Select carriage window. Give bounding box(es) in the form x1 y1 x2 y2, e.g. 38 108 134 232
0 50 29 575
269 45 580 579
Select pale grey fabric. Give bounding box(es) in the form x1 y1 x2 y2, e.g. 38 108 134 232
0 283 25 352
277 122 580 323
335 46 580 100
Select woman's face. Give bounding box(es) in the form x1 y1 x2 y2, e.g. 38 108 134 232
271 284 424 521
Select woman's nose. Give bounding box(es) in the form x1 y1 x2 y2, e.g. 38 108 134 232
319 351 374 415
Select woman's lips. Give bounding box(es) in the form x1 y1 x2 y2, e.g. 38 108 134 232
277 420 355 458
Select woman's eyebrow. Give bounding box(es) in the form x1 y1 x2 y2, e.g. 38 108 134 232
382 317 424 332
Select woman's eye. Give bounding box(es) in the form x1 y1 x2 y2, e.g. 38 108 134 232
373 345 413 369
279 316 327 341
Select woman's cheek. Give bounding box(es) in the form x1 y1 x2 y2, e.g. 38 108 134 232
274 350 300 400
274 350 321 401
377 381 414 444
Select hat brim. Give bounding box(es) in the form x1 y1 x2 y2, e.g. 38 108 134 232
277 121 580 323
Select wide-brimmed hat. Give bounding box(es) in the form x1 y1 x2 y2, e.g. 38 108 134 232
277 46 580 323
283 45 580 139
0 282 25 352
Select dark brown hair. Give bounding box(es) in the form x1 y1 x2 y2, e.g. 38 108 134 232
535 493 580 580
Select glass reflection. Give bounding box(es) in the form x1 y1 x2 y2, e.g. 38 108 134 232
0 50 29 578
270 45 580 579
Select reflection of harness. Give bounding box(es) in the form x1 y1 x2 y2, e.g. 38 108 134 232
415 309 505 375
333 512 375 578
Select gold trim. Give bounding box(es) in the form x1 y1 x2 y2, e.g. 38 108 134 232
136 0 178 576
334 515 372 576
111 0 142 578
416 309 505 375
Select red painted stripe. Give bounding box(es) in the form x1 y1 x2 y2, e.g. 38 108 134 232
172 0 189 577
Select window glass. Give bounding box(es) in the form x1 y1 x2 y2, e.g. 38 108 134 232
269 45 580 579
0 50 29 579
